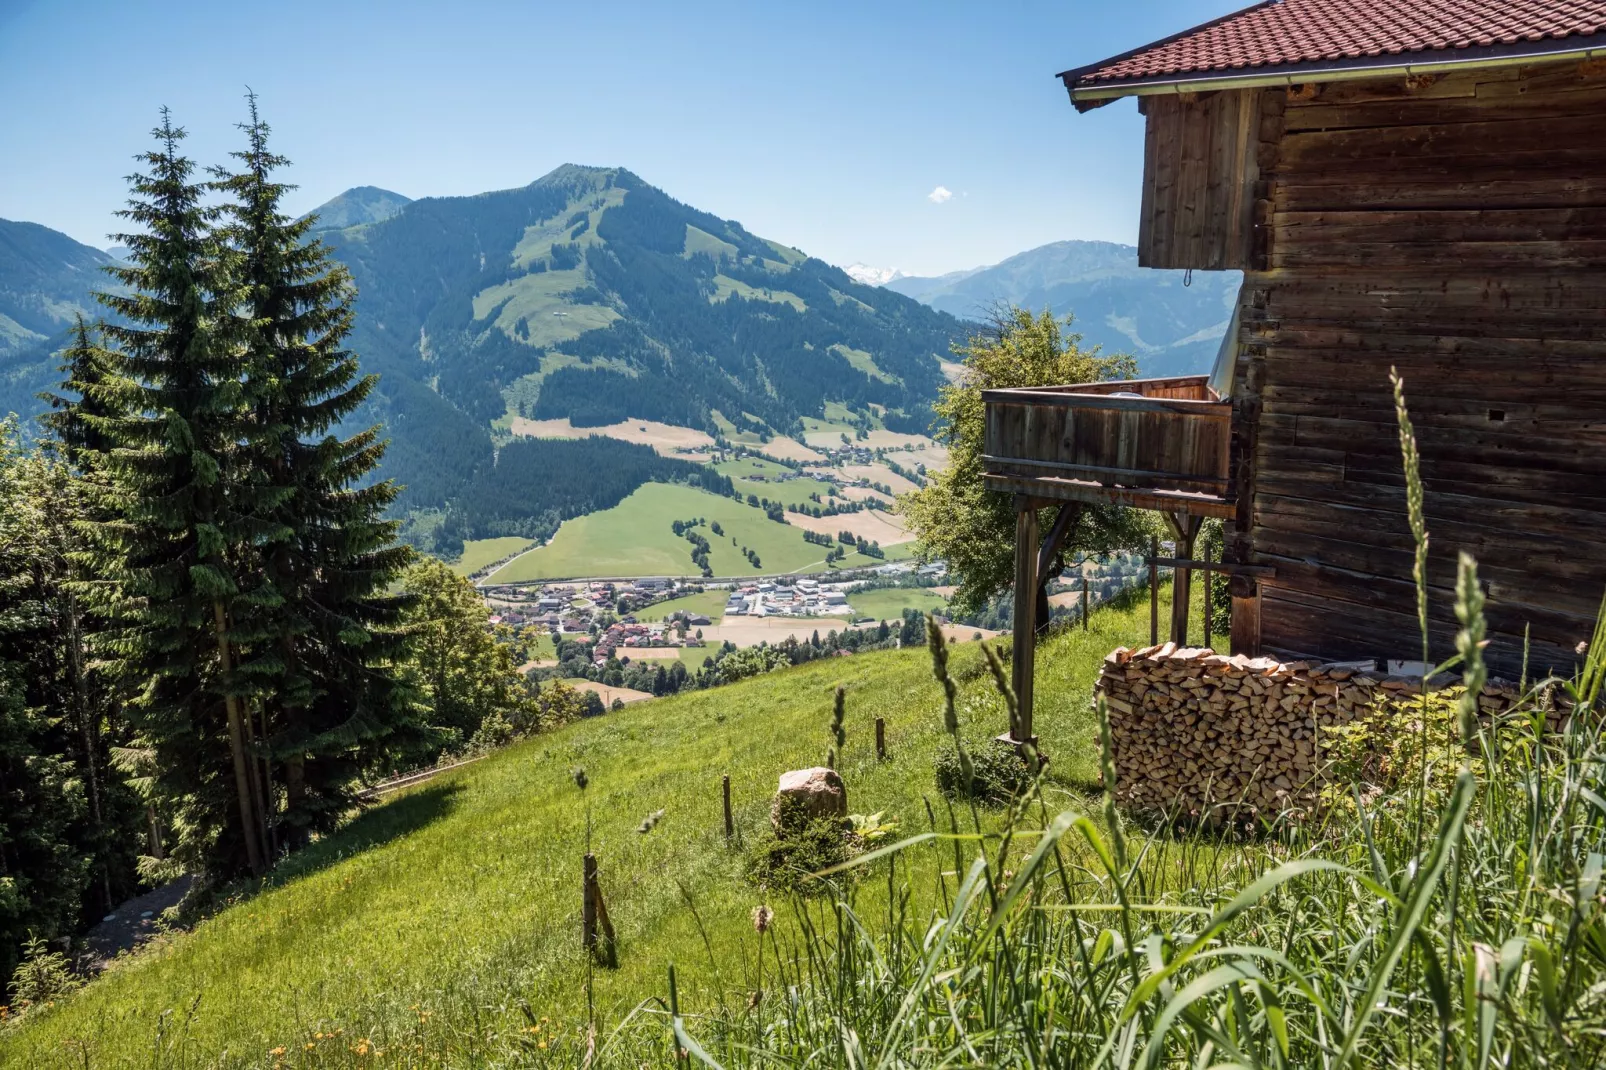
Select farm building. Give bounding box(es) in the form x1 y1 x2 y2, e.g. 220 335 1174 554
990 0 1606 738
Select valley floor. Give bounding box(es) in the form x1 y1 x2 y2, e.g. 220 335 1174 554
1 589 1186 1068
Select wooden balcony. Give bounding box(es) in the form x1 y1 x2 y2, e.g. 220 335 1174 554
981 375 1234 519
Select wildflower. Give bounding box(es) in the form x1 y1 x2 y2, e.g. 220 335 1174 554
352 1037 372 1056
269 1047 286 1057
752 905 774 933
305 1043 316 1051
539 1040 549 1049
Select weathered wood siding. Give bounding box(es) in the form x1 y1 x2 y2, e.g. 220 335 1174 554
983 381 1231 498
1233 61 1606 676
1138 89 1262 269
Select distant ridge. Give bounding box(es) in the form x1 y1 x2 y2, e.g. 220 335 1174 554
885 240 1239 378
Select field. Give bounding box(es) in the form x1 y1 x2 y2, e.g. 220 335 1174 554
784 505 911 547
505 417 715 456
626 646 718 673
561 679 654 705
847 586 947 622
1 591 1171 1067
483 484 836 581
715 458 838 509
448 536 535 576
632 589 728 622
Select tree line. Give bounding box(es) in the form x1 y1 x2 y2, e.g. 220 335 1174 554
0 103 559 991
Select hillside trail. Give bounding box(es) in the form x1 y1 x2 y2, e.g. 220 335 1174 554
80 875 194 971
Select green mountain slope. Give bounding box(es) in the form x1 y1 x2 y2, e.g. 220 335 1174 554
0 592 1168 1067
887 240 1240 378
321 164 962 510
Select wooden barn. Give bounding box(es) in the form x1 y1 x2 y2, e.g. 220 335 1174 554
990 0 1606 738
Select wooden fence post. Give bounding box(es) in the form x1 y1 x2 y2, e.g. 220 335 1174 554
875 716 886 760
722 774 733 841
1202 546 1213 650
582 852 597 953
583 852 617 967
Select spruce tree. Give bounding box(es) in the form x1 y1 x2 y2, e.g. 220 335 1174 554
88 110 268 879
40 315 123 466
212 95 422 846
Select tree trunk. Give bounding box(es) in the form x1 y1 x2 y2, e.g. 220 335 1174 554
213 600 265 877
64 591 111 909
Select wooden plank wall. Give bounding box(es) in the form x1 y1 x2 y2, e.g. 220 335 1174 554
1138 89 1261 269
983 392 1232 496
1234 61 1606 677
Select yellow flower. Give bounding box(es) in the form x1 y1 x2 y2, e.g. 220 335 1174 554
269 1047 286 1056
538 1041 548 1050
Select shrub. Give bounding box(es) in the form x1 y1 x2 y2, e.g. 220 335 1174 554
934 738 1031 805
745 818 858 892
7 934 78 1011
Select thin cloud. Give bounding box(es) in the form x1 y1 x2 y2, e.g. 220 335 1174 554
927 185 953 204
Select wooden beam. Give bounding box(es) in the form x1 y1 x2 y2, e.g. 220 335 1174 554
982 473 1236 519
1011 498 1039 745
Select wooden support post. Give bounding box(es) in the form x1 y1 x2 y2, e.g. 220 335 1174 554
1012 498 1039 744
1202 546 1213 650
1230 574 1262 657
874 717 886 761
721 774 733 840
1148 536 1160 646
1166 514 1203 647
1081 571 1089 632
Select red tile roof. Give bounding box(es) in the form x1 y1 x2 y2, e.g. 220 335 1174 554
1066 0 1606 88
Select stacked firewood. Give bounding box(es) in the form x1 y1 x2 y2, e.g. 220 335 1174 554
1094 643 1544 817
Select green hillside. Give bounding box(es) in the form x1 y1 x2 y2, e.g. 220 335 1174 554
319 164 963 517
0 592 1170 1068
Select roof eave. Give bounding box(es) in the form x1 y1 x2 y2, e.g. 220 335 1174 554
1063 31 1606 111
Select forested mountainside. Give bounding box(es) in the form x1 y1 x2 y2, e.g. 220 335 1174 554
321 164 961 509
0 219 123 411
888 240 1240 378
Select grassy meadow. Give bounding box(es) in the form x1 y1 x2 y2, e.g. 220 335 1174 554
449 536 536 576
0 589 1177 1067
631 589 728 622
484 484 830 582
848 587 947 622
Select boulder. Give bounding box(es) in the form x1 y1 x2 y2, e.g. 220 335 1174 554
771 766 847 833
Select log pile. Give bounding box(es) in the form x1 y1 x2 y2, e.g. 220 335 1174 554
1095 643 1546 817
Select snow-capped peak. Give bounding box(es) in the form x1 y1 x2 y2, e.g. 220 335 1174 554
842 263 905 287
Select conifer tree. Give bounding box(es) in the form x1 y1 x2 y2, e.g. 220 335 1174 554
88 110 267 879
212 95 422 846
40 315 123 466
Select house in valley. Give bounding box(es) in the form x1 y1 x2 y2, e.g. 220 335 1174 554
991 0 1606 740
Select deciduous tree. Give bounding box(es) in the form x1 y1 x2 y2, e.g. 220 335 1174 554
901 307 1157 622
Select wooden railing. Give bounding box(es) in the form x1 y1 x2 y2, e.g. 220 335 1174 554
981 375 1232 504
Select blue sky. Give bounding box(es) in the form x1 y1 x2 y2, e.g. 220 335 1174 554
0 0 1243 276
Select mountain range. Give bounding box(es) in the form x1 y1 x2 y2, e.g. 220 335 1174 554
0 170 1239 524
881 241 1239 378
